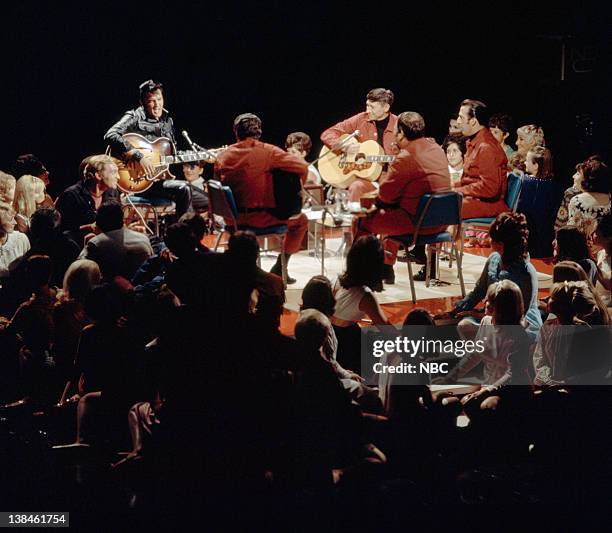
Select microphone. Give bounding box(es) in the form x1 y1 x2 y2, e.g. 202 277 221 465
331 129 361 151
182 130 197 152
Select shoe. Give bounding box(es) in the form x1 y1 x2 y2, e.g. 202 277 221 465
397 250 427 265
413 265 436 282
383 264 395 284
270 263 296 285
285 275 297 285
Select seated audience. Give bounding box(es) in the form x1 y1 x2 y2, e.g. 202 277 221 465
285 131 323 185
534 281 611 386
568 157 611 242
53 259 101 380
553 226 597 284
79 201 154 281
592 213 611 307
55 154 121 246
454 212 542 337
442 134 466 187
0 170 16 208
509 123 545 174
11 154 54 205
0 207 30 278
13 175 47 233
555 155 602 232
6 255 58 407
182 161 209 211
518 145 563 257
331 235 391 371
488 112 515 160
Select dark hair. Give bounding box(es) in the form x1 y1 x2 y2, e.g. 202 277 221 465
179 212 207 242
139 79 164 103
580 158 610 193
596 212 612 240
285 132 312 155
25 254 52 288
12 154 46 177
527 146 554 179
164 222 197 257
460 99 489 126
339 235 384 291
301 275 336 317
488 113 513 134
226 230 259 265
555 226 591 264
367 88 394 106
442 134 467 156
403 308 435 326
95 201 124 232
549 281 610 325
30 207 61 240
233 113 262 140
489 212 529 265
85 283 125 323
397 111 425 140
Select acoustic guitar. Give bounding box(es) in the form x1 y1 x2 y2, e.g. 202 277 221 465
109 133 223 194
317 134 395 188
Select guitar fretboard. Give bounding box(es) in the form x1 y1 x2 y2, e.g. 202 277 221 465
366 155 395 162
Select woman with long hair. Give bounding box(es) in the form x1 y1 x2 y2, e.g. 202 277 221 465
331 235 391 371
13 174 46 233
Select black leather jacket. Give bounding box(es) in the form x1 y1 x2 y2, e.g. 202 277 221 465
104 106 177 159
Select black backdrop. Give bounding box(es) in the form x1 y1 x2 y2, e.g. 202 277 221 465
0 1 609 198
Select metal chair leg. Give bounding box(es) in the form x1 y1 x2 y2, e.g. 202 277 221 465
406 258 416 304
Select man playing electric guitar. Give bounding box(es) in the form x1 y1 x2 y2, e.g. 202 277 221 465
320 88 399 201
104 79 192 218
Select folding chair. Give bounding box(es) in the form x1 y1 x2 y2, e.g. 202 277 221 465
384 192 465 304
206 180 289 286
122 195 176 237
462 173 523 243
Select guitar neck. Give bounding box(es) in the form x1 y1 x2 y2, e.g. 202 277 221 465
366 155 395 163
162 151 214 165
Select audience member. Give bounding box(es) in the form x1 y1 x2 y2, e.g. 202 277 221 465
592 212 611 306
55 154 121 246
285 131 323 185
0 171 16 207
442 134 466 187
568 157 611 241
454 212 542 336
555 155 601 232
488 113 515 160
182 161 209 211
79 201 153 280
0 207 30 278
517 146 563 257
13 175 47 233
510 124 545 173
331 235 391 371
534 281 610 386
11 154 54 205
553 226 597 284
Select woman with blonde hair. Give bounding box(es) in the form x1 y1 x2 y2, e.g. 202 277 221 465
53 259 102 381
509 124 546 174
13 174 46 232
0 171 16 208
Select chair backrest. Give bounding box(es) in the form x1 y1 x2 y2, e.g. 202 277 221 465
206 180 239 229
413 192 463 235
505 173 523 212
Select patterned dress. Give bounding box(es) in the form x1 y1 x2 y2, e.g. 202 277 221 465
568 192 611 240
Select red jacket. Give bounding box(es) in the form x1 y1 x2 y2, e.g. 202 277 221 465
456 128 508 201
378 137 451 215
321 112 399 155
215 139 308 209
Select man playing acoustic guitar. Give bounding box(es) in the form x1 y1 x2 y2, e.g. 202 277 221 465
104 79 192 218
320 88 399 202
